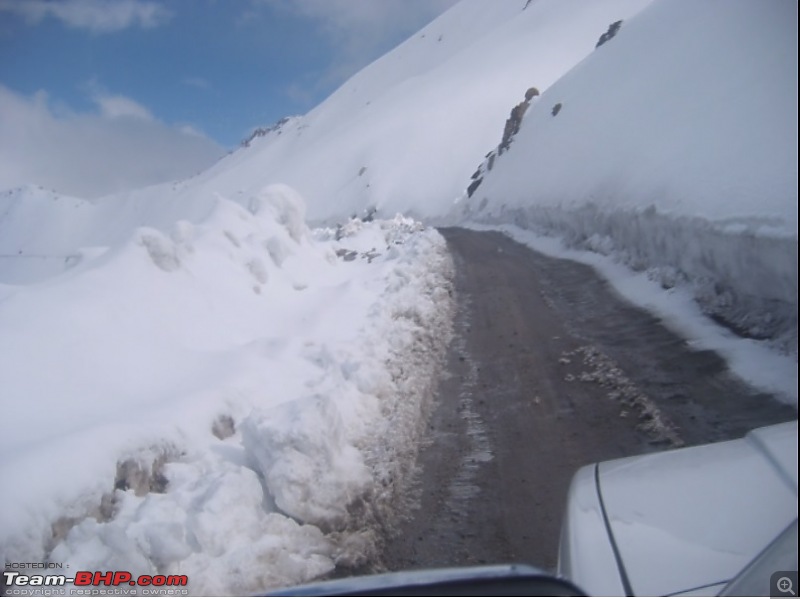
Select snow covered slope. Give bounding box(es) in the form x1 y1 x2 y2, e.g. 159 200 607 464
456 0 798 350
0 184 221 284
0 1 651 284
102 0 652 224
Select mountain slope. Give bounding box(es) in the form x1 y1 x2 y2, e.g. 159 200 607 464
456 0 797 348
108 0 653 224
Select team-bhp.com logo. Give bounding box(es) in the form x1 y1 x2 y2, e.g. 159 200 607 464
3 570 189 596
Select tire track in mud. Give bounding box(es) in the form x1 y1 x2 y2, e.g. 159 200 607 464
380 227 796 573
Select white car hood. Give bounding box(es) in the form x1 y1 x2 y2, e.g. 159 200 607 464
597 421 797 596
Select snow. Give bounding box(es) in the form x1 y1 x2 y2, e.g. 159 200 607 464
1 0 797 593
458 0 797 227
454 0 797 357
100 0 653 224
0 184 454 594
478 223 798 403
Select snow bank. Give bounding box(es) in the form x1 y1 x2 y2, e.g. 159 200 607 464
455 0 798 351
477 223 798 405
242 395 372 528
0 185 454 594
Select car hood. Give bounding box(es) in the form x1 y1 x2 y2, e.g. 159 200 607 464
598 421 797 596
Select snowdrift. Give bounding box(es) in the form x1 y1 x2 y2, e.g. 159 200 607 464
0 185 454 594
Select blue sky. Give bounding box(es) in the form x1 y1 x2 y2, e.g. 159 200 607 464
0 0 456 196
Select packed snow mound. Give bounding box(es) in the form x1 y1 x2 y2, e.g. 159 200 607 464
456 0 798 348
242 395 372 527
102 0 652 224
0 184 455 594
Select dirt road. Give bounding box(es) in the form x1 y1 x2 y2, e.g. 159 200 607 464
380 227 796 573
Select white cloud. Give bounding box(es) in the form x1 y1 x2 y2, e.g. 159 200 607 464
284 82 314 105
80 80 154 120
0 85 223 198
260 0 459 91
92 93 154 120
0 0 172 33
267 0 458 34
182 77 212 91
178 124 206 137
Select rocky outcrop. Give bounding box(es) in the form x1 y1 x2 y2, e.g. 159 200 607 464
241 116 294 148
499 86 539 154
467 86 538 197
596 20 623 48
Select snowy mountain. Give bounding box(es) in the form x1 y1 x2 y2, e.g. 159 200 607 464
81 0 794 352
0 0 656 275
0 0 797 595
457 0 797 349
101 0 653 224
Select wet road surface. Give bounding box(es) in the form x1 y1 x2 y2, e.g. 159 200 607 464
380 227 796 573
